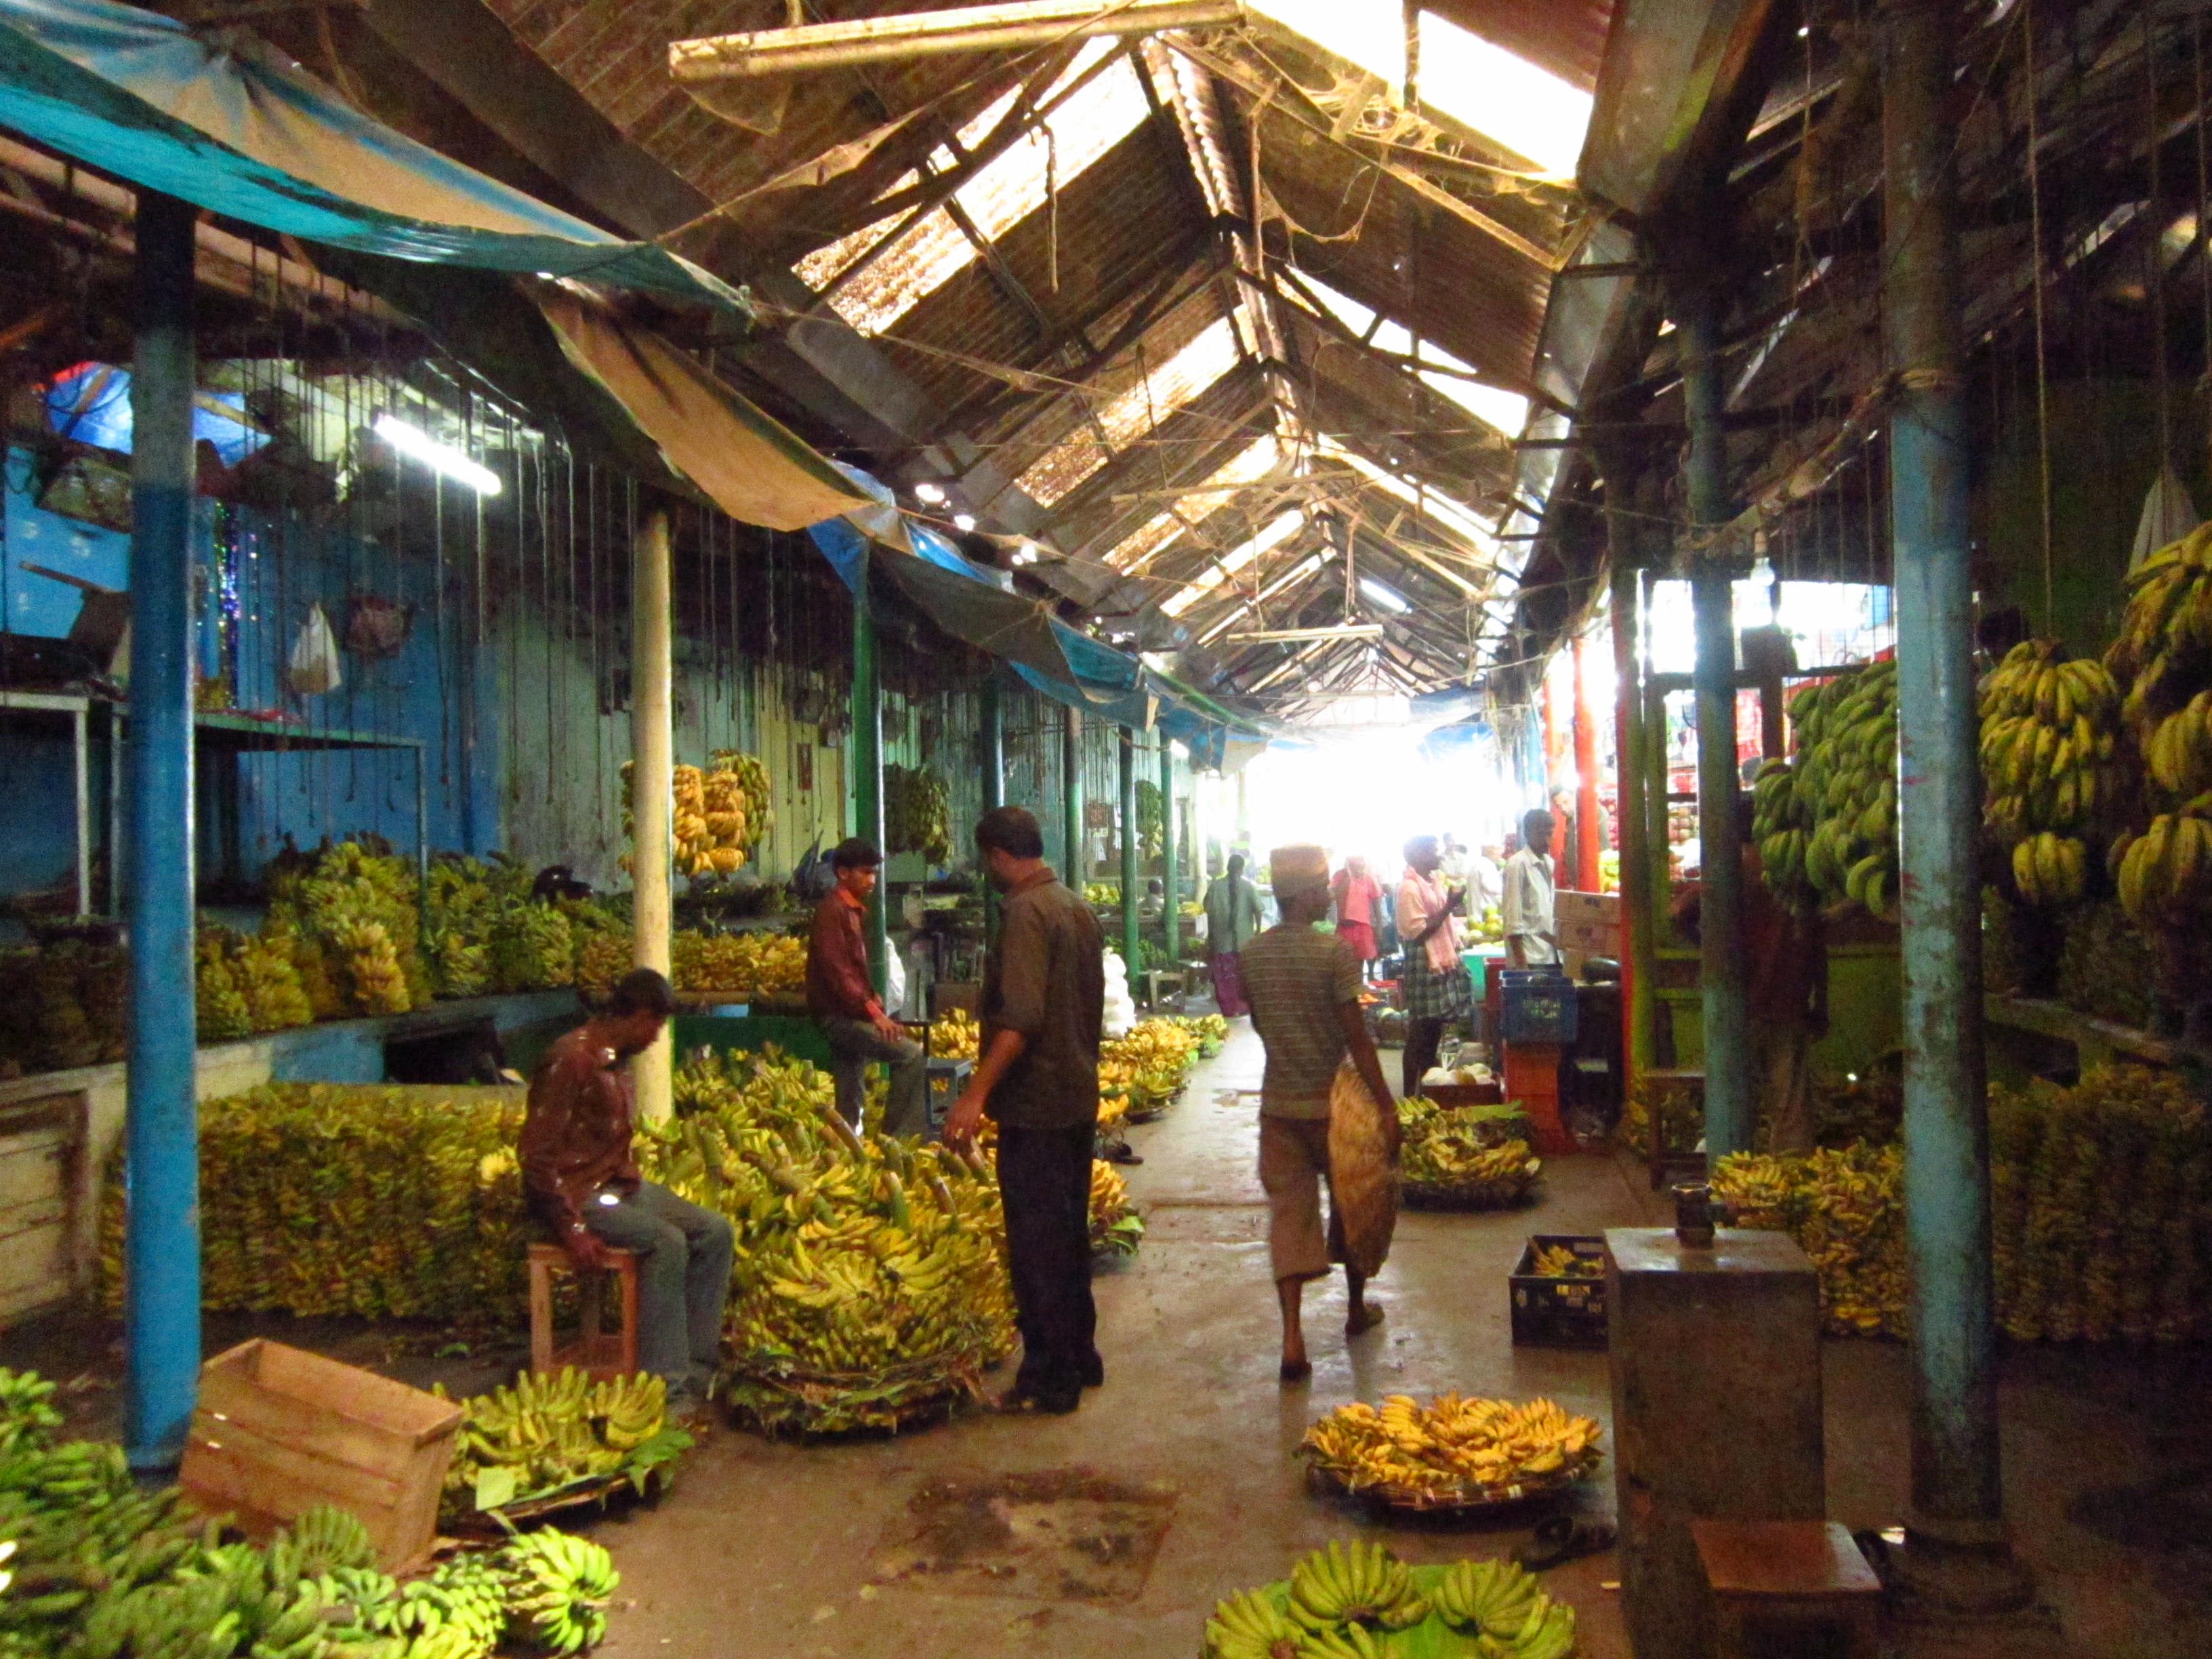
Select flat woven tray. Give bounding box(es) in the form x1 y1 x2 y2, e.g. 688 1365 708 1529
1399 1175 1540 1212
1300 1458 1587 1517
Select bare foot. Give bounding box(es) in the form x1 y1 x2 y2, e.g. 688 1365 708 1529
1346 1301 1385 1338
1279 1355 1312 1383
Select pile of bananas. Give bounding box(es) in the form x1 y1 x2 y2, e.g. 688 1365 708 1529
2055 899 2159 1029
626 752 770 881
885 764 952 865
1206 1544 1574 1659
1300 1395 1603 1507
1099 1019 1199 1120
1087 1160 1144 1258
1979 640 2121 908
668 930 807 998
1529 1243 1601 1279
97 1084 530 1322
0 1366 625 1659
196 923 255 1042
483 855 575 994
1756 661 1899 916
423 857 495 1000
1713 1142 1906 1336
640 1047 1015 1433
1397 1099 1540 1209
194 922 316 1044
435 1370 687 1521
268 837 431 1016
930 1008 981 1060
0 938 125 1074
1165 1012 1229 1057
2113 801 2212 933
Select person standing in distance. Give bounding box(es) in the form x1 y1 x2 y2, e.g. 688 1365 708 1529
1395 836 1474 1098
1244 846 1399 1381
1502 808 1559 967
520 969 733 1413
1203 852 1267 1017
944 806 1106 1414
806 837 929 1135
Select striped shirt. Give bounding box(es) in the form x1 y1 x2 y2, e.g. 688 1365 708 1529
1240 923 1363 1120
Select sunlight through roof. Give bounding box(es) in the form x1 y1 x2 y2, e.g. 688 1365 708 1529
1017 315 1246 506
1162 509 1304 615
1298 274 1531 435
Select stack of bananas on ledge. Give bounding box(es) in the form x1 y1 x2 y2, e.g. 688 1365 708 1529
1300 1394 1603 1505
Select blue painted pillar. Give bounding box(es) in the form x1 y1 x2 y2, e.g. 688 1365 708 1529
1881 0 2028 1610
124 192 201 1470
1119 725 1140 975
1061 704 1084 890
851 549 887 996
1681 293 1752 1160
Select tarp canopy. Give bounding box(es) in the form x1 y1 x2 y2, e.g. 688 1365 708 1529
535 285 870 532
0 0 745 312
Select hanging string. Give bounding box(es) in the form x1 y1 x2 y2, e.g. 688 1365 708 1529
2144 8 2172 472
2024 0 2057 630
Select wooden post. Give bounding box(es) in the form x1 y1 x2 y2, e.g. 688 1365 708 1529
630 510 674 1123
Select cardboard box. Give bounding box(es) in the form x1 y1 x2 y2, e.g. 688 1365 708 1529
181 1339 462 1570
1553 888 1622 958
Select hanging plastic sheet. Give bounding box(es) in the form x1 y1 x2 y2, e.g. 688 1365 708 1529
0 0 747 312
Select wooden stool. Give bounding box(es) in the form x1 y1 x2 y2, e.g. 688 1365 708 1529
525 1243 640 1380
1693 1519 1883 1659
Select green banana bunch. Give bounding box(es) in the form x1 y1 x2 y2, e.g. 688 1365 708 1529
1285 1541 1427 1632
1204 1587 1305 1659
1430 1558 1546 1637
1293 1626 1389 1659
438 1370 673 1517
498 1530 617 1657
0 1370 62 1454
884 765 953 865
277 1504 378 1578
1768 662 1899 916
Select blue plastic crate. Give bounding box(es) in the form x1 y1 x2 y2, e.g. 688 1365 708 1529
1498 968 1578 1044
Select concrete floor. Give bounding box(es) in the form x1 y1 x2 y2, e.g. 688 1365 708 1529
9 1023 2210 1657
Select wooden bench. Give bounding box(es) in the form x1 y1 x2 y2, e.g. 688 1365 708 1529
1692 1519 1883 1659
526 1243 640 1380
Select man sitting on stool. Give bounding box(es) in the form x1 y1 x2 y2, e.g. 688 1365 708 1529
520 968 732 1410
807 838 929 1136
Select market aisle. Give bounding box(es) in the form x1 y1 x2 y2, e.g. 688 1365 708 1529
594 1023 1662 1658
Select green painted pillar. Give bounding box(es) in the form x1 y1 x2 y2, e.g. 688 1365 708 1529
1120 725 1141 976
1160 735 1179 970
1062 704 1084 890
852 552 887 996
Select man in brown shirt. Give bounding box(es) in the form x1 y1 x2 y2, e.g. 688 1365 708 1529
945 806 1105 1414
521 969 733 1404
806 838 928 1134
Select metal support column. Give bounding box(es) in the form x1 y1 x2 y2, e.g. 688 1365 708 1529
853 553 888 994
1119 725 1141 975
1160 737 1179 971
123 192 199 1471
1611 508 1657 1078
630 510 674 1124
1681 290 1752 1160
1882 0 2030 1614
981 671 1005 936
1061 704 1084 889
1572 635 1603 893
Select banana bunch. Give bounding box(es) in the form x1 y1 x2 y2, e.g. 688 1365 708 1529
1529 1244 1600 1279
1165 1012 1229 1056
708 749 775 849
1397 1100 1539 1206
884 765 952 866
1714 1143 1907 1336
1750 758 1818 909
0 940 121 1075
234 930 314 1032
1087 1160 1144 1258
0 1370 62 1453
1772 661 1900 916
930 1009 981 1061
1099 1019 1199 1119
640 1046 1015 1433
1203 1587 1307 1659
1300 1395 1602 1503
484 882 575 996
376 1551 509 1659
2114 799 2212 930
196 924 255 1042
436 1370 678 1517
672 761 747 879
1432 1560 1576 1658
499 1525 617 1656
1287 1541 1429 1633
572 928 632 996
668 930 806 998
269 838 432 1014
2110 519 2212 729
97 1082 531 1322
424 857 495 1000
1978 640 2118 909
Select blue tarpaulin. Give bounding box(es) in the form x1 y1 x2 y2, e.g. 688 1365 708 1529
0 0 747 312
42 360 267 464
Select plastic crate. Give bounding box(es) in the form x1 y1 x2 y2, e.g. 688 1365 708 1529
1498 968 1578 1044
1509 1235 1608 1349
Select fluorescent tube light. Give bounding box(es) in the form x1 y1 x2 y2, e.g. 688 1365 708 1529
1359 577 1412 614
373 414 501 495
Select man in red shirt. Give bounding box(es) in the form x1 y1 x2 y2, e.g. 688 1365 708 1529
520 968 733 1407
806 838 928 1134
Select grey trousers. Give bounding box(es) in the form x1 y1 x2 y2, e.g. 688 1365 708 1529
581 1181 734 1389
821 1016 930 1136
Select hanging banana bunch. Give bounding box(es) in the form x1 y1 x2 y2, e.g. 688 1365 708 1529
1979 639 2119 910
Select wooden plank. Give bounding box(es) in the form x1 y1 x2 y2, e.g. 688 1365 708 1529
0 1144 67 1212
183 1414 407 1521
251 1341 463 1446
197 1368 415 1485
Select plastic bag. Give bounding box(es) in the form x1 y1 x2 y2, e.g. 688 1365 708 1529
285 603 341 696
1326 1062 1399 1277
2130 463 2201 573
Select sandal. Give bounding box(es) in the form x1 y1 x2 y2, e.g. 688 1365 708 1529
1279 1358 1313 1384
1514 1515 1616 1572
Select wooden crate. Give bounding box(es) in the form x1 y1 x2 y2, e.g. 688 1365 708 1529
180 1339 463 1570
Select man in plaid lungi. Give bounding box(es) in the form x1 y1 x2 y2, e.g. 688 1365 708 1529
1395 836 1472 1097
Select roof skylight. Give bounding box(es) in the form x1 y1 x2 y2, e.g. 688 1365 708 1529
1104 434 1284 571
1017 315 1245 506
1162 509 1304 615
1300 274 1531 435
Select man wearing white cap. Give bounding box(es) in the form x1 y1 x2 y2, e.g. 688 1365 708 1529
1239 845 1399 1382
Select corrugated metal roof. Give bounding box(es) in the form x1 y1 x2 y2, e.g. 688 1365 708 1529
1425 0 1616 95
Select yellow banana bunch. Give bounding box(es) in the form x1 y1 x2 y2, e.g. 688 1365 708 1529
1087 1159 1144 1257
624 752 769 880
1978 640 2118 910
1530 1242 1601 1279
668 930 806 997
1099 1019 1200 1119
930 1009 981 1060
435 1368 681 1517
1300 1393 1602 1501
1397 1099 1540 1206
2114 800 2212 928
2109 519 2212 731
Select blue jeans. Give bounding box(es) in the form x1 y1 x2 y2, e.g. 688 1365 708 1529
581 1181 734 1389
